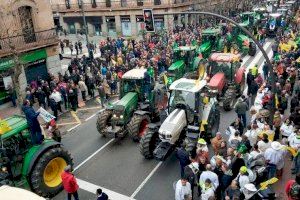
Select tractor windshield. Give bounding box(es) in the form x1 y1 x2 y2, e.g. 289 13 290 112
169 90 195 111
121 79 143 96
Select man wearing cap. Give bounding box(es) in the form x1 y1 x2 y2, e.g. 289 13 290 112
264 141 285 179
236 166 250 193
61 165 79 200
196 138 209 161
243 183 259 200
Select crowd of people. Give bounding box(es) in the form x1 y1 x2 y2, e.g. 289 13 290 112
174 27 300 200
12 9 300 200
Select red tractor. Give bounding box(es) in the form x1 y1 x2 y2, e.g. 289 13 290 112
207 53 245 111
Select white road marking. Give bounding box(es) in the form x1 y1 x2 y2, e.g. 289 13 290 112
85 113 97 122
130 161 163 198
67 124 81 132
77 178 136 200
73 138 115 171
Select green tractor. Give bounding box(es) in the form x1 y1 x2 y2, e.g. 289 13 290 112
164 46 207 86
0 116 73 197
197 28 225 57
96 68 168 141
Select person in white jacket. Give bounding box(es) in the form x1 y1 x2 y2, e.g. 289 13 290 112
201 179 215 200
289 129 300 150
175 177 192 200
280 118 295 139
199 164 219 190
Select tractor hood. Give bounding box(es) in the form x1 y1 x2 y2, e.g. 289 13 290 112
159 109 187 144
168 60 185 71
112 92 138 124
198 41 211 54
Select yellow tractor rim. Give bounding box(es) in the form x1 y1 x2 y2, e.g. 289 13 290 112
43 157 67 188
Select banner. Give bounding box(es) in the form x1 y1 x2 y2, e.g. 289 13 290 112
38 107 55 122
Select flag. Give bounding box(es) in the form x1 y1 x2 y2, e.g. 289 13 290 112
163 74 168 86
275 94 279 109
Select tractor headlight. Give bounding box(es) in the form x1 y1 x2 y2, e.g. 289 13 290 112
113 114 117 118
120 115 124 119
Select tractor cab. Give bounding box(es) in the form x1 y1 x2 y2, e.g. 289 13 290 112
266 13 283 37
276 8 288 17
0 116 73 197
120 68 154 101
240 12 256 26
208 53 242 84
207 53 245 111
199 28 222 56
173 46 197 68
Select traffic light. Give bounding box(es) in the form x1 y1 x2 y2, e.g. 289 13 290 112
143 9 155 32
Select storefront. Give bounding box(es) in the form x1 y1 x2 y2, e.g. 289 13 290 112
0 49 48 105
121 17 131 36
154 16 164 31
136 16 145 35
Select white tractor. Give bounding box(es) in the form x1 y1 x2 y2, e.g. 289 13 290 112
139 78 220 160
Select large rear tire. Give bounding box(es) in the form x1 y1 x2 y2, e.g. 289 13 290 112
30 147 73 197
127 114 150 142
223 89 236 111
248 42 256 56
96 110 112 137
139 130 160 159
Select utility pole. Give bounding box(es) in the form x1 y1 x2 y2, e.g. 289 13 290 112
80 0 93 59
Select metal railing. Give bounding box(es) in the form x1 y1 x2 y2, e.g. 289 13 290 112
0 28 58 57
51 0 195 11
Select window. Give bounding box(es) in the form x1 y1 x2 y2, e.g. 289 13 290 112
106 0 111 7
65 0 71 9
137 0 143 6
121 0 127 7
91 0 97 7
154 0 161 5
77 0 82 8
18 6 36 43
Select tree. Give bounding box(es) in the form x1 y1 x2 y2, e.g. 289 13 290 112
0 0 32 106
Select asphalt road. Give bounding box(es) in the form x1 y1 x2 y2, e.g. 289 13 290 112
52 41 274 200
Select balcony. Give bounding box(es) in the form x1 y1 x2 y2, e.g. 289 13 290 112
51 0 196 12
0 29 58 58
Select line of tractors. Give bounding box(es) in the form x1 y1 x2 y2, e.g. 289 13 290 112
0 0 298 198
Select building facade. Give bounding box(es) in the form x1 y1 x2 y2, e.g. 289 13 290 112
0 0 60 104
51 0 253 37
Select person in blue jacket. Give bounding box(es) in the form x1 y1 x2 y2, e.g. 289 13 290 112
22 99 43 145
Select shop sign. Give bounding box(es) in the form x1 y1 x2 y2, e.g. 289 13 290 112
0 49 47 72
25 59 46 67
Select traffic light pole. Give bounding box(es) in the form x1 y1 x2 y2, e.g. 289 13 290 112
80 0 93 59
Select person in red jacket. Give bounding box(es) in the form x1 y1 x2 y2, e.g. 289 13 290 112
61 165 79 200
285 173 300 200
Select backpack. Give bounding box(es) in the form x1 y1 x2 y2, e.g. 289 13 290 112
184 164 199 185
289 182 300 200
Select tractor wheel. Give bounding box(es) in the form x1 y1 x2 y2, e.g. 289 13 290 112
96 110 112 137
30 147 73 197
223 89 236 111
127 114 150 142
248 42 256 56
139 130 160 159
184 137 197 153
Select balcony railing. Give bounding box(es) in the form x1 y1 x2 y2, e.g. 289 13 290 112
0 28 58 57
51 0 195 12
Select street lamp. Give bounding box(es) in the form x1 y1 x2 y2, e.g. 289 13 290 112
80 0 93 59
